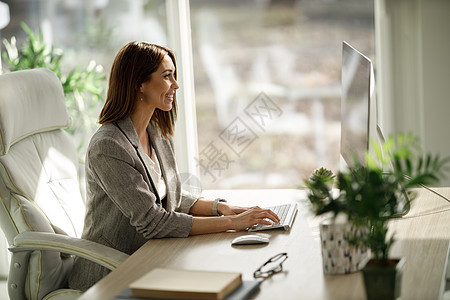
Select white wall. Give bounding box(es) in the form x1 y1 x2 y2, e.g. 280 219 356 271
375 0 450 186
420 1 450 170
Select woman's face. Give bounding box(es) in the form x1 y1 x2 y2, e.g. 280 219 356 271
140 54 179 112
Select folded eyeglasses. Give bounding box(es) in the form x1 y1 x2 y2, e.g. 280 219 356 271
253 252 288 279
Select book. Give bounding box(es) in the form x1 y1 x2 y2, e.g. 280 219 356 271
129 268 242 300
114 281 261 300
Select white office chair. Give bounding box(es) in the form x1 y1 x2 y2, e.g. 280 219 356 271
0 68 129 300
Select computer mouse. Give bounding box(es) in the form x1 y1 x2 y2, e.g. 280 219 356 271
231 234 270 245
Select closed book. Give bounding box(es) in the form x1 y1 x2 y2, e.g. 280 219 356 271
129 268 242 300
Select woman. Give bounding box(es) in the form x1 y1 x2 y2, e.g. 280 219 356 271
68 41 279 291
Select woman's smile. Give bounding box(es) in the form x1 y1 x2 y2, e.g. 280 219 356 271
140 55 179 112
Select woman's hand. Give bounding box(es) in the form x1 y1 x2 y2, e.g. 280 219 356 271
228 207 280 231
217 203 251 216
189 205 280 235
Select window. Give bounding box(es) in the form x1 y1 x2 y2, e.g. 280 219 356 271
190 0 375 189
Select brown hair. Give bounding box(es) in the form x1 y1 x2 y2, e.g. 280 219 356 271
99 41 177 138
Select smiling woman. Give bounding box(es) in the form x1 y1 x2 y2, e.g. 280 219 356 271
67 41 280 291
98 42 178 138
136 54 179 159
139 55 178 113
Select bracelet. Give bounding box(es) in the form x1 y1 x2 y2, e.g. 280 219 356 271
212 198 227 216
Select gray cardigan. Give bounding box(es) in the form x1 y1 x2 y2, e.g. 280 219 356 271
69 117 197 291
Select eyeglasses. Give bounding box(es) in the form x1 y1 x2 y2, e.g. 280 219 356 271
253 252 288 279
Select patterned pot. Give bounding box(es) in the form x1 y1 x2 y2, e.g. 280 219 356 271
319 218 369 274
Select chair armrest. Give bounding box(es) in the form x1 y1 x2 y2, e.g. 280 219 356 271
10 232 129 270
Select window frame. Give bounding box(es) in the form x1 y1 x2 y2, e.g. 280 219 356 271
166 0 200 179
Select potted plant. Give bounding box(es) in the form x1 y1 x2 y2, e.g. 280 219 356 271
305 167 370 274
307 134 449 299
344 134 448 300
2 22 106 156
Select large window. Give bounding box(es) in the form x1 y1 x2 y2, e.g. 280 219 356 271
190 0 375 189
0 0 375 190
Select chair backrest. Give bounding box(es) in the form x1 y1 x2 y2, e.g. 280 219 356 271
0 68 86 299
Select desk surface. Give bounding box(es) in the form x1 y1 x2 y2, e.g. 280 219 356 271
80 188 450 300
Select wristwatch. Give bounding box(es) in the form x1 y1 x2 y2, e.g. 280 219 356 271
212 198 227 216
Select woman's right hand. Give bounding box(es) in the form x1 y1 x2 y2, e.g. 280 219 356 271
228 207 280 231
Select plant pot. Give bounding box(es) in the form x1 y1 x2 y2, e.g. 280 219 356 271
362 257 406 300
319 218 369 274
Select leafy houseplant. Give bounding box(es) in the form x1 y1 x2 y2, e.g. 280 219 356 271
344 135 448 300
1 22 106 155
306 134 449 299
345 134 448 261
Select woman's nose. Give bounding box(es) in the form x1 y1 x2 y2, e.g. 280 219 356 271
172 79 179 90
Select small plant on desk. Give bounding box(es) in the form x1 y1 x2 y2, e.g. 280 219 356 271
309 134 450 300
304 167 338 215
305 166 370 275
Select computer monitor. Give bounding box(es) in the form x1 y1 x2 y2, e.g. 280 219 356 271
339 42 410 216
340 41 377 170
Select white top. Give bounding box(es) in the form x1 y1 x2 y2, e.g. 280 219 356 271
147 148 167 200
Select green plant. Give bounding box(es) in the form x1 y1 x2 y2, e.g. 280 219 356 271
305 134 449 263
2 22 106 154
304 167 341 216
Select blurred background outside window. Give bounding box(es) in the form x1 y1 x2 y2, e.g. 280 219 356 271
190 0 374 189
0 0 375 190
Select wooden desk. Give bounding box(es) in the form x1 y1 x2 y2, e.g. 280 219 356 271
80 188 450 300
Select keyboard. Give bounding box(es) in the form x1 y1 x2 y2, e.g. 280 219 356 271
248 203 298 231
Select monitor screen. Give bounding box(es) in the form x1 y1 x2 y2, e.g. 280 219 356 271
340 41 375 169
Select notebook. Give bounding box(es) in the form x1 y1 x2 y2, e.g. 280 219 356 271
248 203 298 231
129 268 242 300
